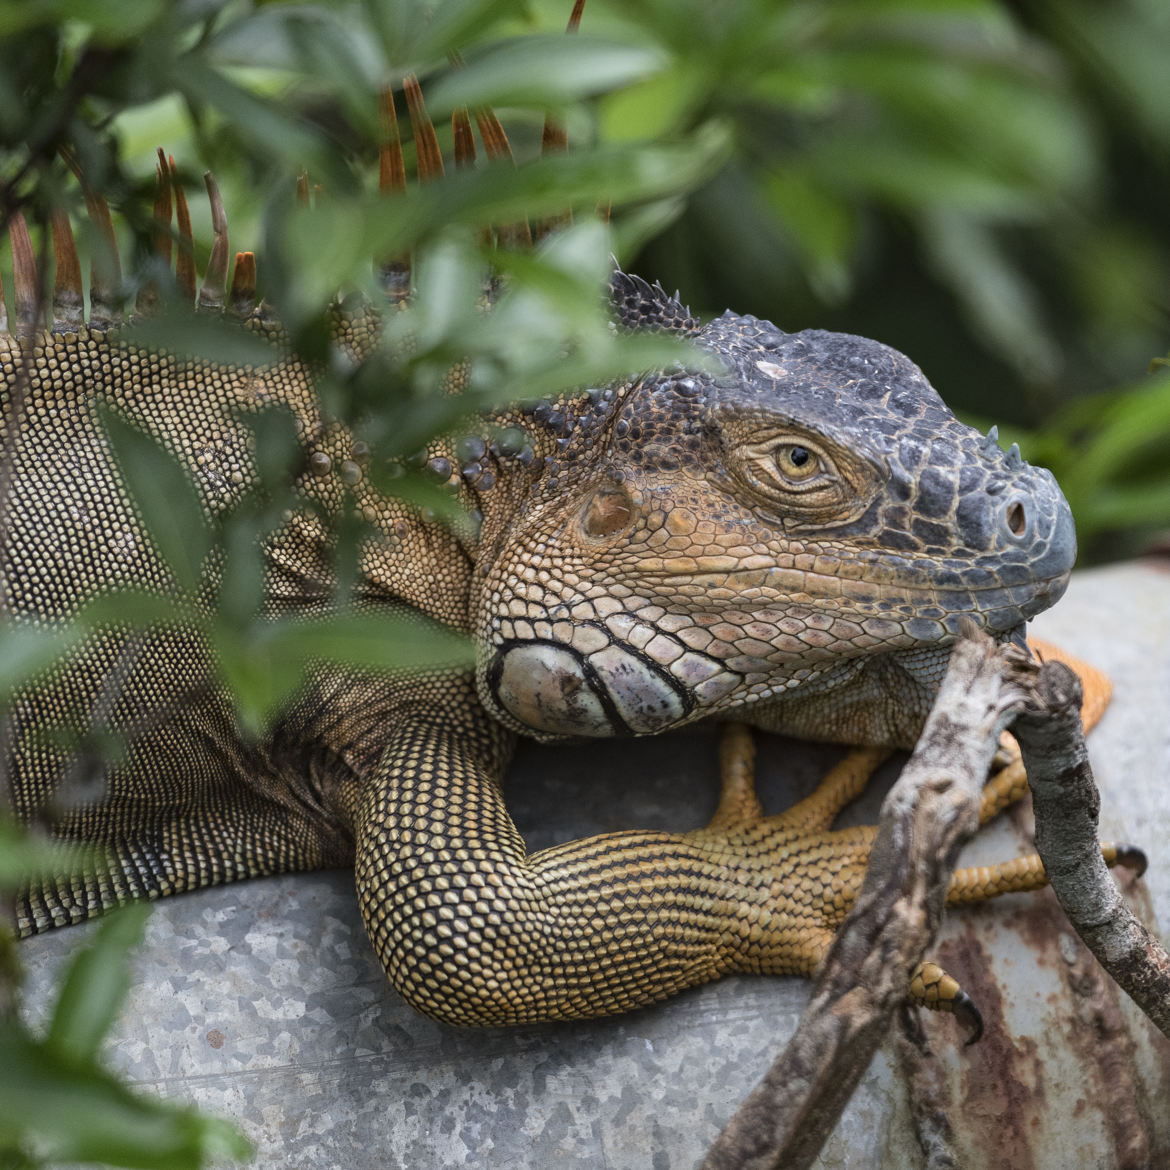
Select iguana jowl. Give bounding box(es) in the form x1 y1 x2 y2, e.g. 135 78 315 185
3 92 1132 1033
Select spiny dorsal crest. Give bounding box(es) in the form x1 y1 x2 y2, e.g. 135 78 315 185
0 1 594 341
608 270 699 336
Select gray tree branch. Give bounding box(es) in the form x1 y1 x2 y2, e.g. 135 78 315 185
1014 658 1170 1039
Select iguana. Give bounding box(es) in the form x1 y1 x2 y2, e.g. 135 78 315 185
1 61 1140 1040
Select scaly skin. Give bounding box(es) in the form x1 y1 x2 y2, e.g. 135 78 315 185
3 268 1123 1030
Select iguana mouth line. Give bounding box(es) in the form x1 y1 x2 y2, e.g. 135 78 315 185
641 566 1071 595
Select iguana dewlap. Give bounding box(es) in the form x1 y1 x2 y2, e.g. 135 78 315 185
3 162 1126 1032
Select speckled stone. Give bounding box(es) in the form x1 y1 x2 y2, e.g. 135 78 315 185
19 562 1170 1169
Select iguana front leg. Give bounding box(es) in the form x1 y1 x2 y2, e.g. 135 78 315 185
353 686 890 1025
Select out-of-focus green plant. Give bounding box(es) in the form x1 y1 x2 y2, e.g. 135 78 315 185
0 1 727 1164
0 2 725 1163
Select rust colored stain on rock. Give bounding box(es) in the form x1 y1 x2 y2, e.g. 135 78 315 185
935 926 1042 1170
936 875 1170 1169
1057 938 1153 1170
206 1028 225 1049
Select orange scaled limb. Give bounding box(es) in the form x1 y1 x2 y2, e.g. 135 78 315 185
705 643 1141 1044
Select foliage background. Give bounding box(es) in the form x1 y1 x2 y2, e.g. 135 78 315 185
0 0 1168 1166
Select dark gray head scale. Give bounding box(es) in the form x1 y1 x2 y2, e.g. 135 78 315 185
606 271 1076 639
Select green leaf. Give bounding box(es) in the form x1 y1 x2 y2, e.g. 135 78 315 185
212 609 473 737
274 610 473 674
762 168 856 302
120 311 280 372
920 210 1060 383
177 58 327 166
45 902 151 1066
0 821 80 890
409 0 527 64
59 0 168 41
425 34 667 113
0 624 79 697
0 1020 251 1168
98 409 214 596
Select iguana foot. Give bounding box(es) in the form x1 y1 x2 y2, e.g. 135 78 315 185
351 651 1137 1027
909 961 984 1044
710 688 1144 1042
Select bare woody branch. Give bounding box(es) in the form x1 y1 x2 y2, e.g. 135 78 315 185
700 630 1029 1170
1014 659 1170 1039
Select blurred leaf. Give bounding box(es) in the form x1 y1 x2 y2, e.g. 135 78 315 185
598 66 703 141
920 210 1060 383
0 0 166 39
762 168 856 302
0 625 79 696
177 59 326 166
1045 0 1170 150
271 123 730 316
809 134 1045 217
45 903 151 1067
0 1019 251 1168
426 34 666 113
0 821 79 889
212 609 473 736
98 409 214 596
120 310 280 371
408 0 527 64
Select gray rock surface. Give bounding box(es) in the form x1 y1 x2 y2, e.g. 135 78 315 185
19 561 1170 1168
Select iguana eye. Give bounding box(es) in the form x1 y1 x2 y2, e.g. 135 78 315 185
775 444 818 481
755 437 834 492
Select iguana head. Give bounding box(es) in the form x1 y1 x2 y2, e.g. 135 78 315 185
470 273 1074 745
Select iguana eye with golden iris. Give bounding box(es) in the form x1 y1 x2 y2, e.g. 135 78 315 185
775 442 820 482
740 435 840 500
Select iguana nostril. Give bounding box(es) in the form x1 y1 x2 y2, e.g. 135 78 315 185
1006 501 1026 537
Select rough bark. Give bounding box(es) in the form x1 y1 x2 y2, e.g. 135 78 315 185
1015 659 1170 1039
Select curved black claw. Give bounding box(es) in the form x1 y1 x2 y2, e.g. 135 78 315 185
955 990 984 1047
1115 844 1149 877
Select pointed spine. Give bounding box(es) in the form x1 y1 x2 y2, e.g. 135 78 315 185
153 148 173 266
169 155 197 303
57 145 122 325
378 86 411 302
51 208 84 330
404 74 444 183
136 149 175 316
453 108 476 170
229 251 256 316
296 172 311 207
473 106 514 164
473 108 533 250
9 210 40 333
198 172 230 312
533 0 586 242
379 87 407 194
540 0 584 155
83 191 121 328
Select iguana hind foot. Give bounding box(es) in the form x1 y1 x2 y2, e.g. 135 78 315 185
716 656 1142 1042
